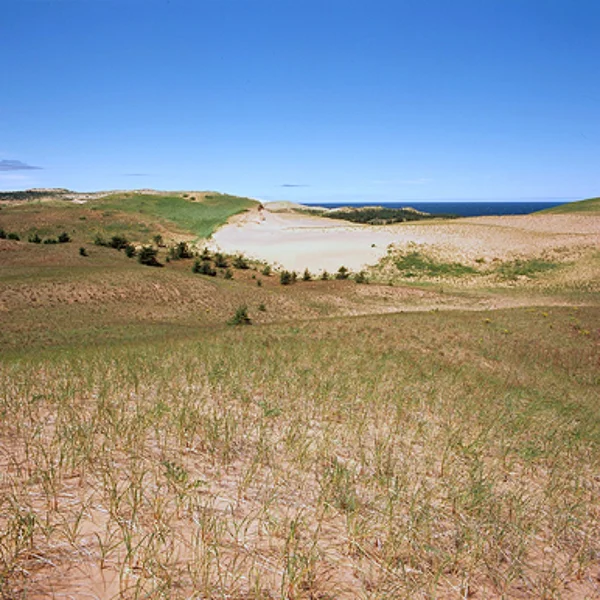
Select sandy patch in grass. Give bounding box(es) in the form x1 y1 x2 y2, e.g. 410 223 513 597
211 206 600 272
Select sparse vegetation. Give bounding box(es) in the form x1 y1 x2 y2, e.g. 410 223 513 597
192 258 217 276
395 251 477 278
1 188 599 598
228 304 251 325
233 254 249 269
496 258 560 280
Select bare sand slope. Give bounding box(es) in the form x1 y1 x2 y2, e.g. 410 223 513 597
211 205 600 272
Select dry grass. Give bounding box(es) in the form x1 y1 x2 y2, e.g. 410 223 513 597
1 198 600 598
1 307 599 598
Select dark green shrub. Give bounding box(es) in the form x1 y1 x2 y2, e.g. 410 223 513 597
94 233 107 246
261 265 271 276
280 270 293 285
138 246 162 267
43 238 58 244
0 229 6 239
224 268 233 280
192 259 216 276
200 247 211 261
169 241 194 260
336 266 350 280
79 247 88 257
109 235 130 250
7 233 20 241
57 232 71 243
28 233 42 244
228 305 251 326
302 268 312 281
214 253 228 268
153 234 164 247
355 271 369 284
124 244 136 258
258 303 266 312
321 271 330 281
233 254 249 269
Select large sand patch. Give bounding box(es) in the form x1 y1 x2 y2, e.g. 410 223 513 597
211 206 600 272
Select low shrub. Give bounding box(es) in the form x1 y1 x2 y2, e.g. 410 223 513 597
124 244 136 258
261 265 271 276
28 233 42 244
192 259 217 276
138 246 162 267
496 258 559 280
228 305 251 326
57 232 71 243
215 253 228 268
168 241 194 260
79 247 88 257
302 268 312 281
7 232 20 241
233 254 249 269
395 252 477 278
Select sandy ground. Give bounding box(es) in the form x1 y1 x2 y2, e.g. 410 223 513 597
210 205 600 272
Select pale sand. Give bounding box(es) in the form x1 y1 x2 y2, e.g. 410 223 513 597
210 205 600 272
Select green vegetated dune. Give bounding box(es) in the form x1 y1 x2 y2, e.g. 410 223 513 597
1 191 600 598
536 196 600 214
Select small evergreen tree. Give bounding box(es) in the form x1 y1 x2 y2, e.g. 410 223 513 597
228 305 251 326
280 270 293 285
321 270 330 281
214 252 228 268
233 254 249 269
335 266 350 280
302 268 312 281
138 246 162 267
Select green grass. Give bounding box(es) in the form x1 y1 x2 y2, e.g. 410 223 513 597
496 258 560 280
95 192 258 238
395 251 477 278
536 196 600 214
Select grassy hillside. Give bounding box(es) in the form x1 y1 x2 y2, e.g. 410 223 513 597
1 194 600 598
536 196 600 214
96 192 258 238
1 307 598 598
0 191 258 245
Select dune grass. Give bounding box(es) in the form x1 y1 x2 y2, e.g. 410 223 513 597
1 307 599 598
536 197 600 214
95 193 258 239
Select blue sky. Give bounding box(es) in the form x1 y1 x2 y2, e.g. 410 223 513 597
1 0 599 203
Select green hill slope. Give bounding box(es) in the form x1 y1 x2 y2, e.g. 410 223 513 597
536 196 600 214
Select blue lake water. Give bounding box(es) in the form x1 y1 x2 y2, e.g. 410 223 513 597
307 201 571 217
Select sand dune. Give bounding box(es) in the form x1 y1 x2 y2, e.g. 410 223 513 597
211 205 600 272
